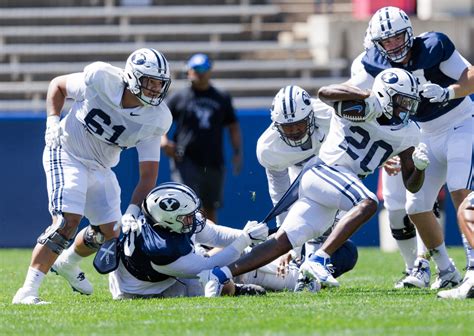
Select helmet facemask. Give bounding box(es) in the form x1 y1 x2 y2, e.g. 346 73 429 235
274 111 315 147
373 30 413 63
373 68 420 128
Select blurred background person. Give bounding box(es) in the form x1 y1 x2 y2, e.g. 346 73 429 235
161 53 242 224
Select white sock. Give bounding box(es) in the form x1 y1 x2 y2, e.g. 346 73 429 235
59 246 83 265
23 267 45 292
416 230 428 257
395 237 417 271
462 234 474 269
429 243 452 271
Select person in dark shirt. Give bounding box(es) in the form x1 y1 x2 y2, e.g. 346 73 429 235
162 53 242 224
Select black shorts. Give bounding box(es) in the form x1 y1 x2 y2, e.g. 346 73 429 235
170 158 225 210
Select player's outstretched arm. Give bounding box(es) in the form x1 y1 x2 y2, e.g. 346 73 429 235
317 84 370 106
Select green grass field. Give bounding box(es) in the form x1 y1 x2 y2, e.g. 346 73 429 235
1 248 472 336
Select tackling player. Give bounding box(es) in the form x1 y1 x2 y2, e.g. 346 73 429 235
13 48 173 304
109 182 268 299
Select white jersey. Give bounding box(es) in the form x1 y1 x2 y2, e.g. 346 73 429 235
319 116 421 177
257 99 332 224
61 62 172 169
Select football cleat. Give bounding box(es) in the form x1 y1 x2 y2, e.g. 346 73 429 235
51 260 93 295
299 255 339 288
402 258 431 288
437 275 474 299
234 283 266 296
12 287 50 305
394 269 412 289
430 261 462 290
294 272 321 293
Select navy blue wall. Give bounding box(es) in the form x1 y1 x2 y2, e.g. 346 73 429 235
0 110 461 247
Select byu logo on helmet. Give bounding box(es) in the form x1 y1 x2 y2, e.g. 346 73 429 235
131 53 146 65
159 198 180 211
302 91 311 106
382 72 399 84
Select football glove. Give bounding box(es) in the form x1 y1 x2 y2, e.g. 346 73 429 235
243 220 269 245
198 266 232 297
364 94 382 122
421 83 454 104
44 115 62 148
412 143 430 171
114 204 141 234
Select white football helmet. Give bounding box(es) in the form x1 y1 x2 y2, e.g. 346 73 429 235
142 182 206 234
372 68 420 127
270 85 315 147
368 6 413 63
124 48 171 106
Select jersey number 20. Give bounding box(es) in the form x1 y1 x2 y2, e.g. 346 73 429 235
342 126 393 173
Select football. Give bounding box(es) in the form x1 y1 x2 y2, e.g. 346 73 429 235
334 99 367 122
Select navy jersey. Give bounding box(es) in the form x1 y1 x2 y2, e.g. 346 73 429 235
362 32 466 122
120 222 193 282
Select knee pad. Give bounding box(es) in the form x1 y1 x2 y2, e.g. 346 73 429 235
37 215 72 255
391 215 416 241
83 225 105 250
331 240 358 278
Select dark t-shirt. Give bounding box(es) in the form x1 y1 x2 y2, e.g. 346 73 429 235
166 85 237 167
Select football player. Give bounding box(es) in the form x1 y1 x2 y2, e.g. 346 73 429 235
350 6 474 290
351 35 431 289
109 182 268 299
255 85 358 289
199 68 428 296
13 48 173 304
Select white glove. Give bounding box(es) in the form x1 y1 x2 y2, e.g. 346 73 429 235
243 220 269 244
412 143 430 171
44 115 62 148
421 83 454 104
198 266 232 297
364 94 382 122
114 204 141 234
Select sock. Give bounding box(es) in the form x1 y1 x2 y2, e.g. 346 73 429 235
429 243 452 271
395 237 417 271
462 234 474 269
416 230 428 258
23 267 46 292
59 246 83 265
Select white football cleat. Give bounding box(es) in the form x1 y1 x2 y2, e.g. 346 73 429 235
294 272 321 293
430 261 462 290
51 259 93 295
299 255 339 288
402 258 431 288
394 269 412 289
12 287 50 305
437 272 474 299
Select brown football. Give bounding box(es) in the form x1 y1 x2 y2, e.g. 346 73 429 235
334 100 366 122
